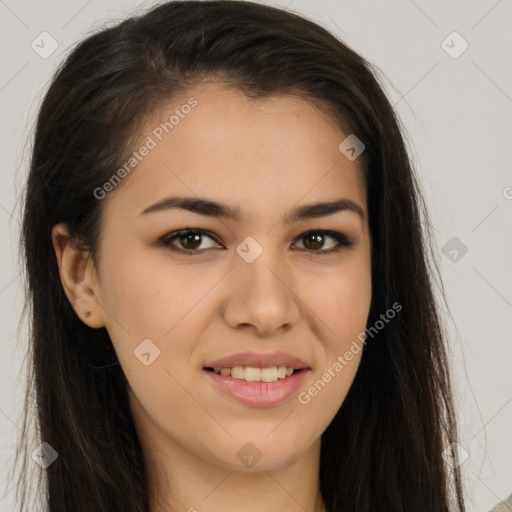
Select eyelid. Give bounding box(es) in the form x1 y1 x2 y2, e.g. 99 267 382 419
292 230 354 253
159 228 354 255
160 229 222 251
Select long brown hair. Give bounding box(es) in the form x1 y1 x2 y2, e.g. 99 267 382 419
13 1 465 510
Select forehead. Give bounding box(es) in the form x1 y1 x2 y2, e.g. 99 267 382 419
103 82 367 227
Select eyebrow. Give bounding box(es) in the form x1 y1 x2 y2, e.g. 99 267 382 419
140 195 366 223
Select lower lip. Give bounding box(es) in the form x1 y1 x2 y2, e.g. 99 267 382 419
203 368 310 407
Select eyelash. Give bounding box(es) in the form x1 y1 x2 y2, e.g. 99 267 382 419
159 229 354 256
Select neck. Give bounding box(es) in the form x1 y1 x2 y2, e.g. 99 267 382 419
145 432 326 512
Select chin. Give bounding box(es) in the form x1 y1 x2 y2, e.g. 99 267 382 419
207 438 313 473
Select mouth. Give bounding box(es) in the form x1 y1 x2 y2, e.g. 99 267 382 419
203 366 304 383
202 350 311 406
202 365 310 407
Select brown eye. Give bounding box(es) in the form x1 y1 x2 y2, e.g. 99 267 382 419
294 230 354 254
302 233 325 250
178 232 202 250
160 229 221 253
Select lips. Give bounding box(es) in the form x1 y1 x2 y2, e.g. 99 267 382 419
202 350 312 406
203 366 310 407
203 350 310 371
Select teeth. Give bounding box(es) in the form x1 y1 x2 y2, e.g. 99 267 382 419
230 367 245 379
245 367 262 382
212 366 297 382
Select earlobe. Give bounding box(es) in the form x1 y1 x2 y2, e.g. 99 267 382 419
51 222 106 328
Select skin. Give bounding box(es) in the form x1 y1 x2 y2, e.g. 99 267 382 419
52 82 372 512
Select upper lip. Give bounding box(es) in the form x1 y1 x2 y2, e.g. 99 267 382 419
204 351 310 370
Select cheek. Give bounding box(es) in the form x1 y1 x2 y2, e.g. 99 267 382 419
297 259 370 407
98 251 224 378
99 249 213 336
332 274 372 339
300 260 372 343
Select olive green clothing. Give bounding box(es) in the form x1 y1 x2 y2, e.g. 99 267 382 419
489 493 512 512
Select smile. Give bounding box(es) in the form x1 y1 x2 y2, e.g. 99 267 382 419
205 366 297 382
203 367 310 407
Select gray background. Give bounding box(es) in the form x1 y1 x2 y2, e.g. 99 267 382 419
0 0 510 511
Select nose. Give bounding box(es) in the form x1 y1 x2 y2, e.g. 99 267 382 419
221 242 301 337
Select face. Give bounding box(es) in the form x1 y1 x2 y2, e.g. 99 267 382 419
89 82 372 472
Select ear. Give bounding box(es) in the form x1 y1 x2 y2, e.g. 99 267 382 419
51 222 106 328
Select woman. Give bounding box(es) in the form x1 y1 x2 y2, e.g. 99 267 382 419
13 1 468 510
